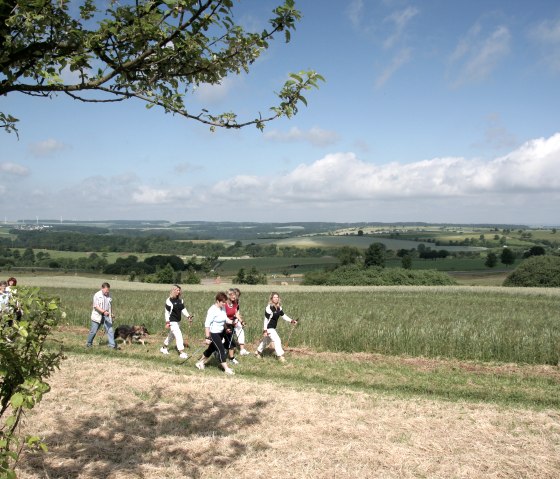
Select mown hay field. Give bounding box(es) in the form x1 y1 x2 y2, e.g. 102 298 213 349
18 355 560 479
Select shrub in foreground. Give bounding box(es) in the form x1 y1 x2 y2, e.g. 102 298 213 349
1 287 65 478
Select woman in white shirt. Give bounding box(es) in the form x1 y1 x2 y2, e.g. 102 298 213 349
195 292 235 375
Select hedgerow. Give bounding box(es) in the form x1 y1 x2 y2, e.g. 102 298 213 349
302 265 456 286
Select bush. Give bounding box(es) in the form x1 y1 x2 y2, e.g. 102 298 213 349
503 255 560 287
303 264 456 286
1 287 65 477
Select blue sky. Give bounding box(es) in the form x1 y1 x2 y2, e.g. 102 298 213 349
2 0 560 225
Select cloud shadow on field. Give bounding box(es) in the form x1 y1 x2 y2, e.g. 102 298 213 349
21 387 268 478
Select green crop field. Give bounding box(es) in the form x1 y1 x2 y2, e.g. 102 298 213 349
242 234 485 252
29 277 560 366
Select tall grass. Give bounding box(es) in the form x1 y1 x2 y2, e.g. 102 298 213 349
42 286 560 365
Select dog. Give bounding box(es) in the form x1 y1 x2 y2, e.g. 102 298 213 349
114 325 150 346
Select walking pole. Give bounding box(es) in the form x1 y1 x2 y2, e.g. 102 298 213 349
285 319 299 349
180 342 206 364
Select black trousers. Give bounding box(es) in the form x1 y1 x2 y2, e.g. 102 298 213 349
203 331 227 362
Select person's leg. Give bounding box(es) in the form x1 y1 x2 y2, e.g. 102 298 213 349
224 329 237 362
256 334 271 356
103 316 117 348
160 328 173 354
212 332 234 374
196 342 216 369
267 328 285 358
236 325 249 354
170 322 186 352
86 321 100 346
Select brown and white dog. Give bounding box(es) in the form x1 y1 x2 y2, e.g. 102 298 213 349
114 325 150 345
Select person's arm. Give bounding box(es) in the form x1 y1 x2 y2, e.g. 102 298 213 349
280 309 293 323
263 305 272 335
164 298 172 327
181 306 192 321
204 307 214 343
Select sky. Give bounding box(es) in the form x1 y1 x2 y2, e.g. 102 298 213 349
2 0 560 226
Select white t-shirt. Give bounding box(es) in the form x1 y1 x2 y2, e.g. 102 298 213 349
205 304 227 333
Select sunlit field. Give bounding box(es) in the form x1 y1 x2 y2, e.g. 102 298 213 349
10 275 560 479
27 276 560 365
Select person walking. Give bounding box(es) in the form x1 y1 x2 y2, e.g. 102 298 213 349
195 292 235 375
255 292 297 362
233 287 250 356
6 277 22 321
86 282 118 349
0 281 9 315
160 284 192 359
224 288 241 365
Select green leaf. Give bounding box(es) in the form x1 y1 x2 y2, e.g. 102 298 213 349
10 392 24 408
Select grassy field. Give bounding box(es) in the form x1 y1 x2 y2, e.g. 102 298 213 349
16 274 560 365
8 276 560 478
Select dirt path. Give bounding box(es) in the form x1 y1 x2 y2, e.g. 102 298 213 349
19 356 560 479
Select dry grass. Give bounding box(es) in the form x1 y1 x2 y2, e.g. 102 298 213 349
18 356 560 479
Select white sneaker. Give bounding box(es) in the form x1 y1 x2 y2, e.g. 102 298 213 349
179 352 189 359
230 358 239 365
224 367 235 375
195 361 205 370
239 349 250 356
160 346 169 355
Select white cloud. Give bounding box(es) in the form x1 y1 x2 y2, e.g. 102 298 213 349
194 77 237 104
28 139 68 157
217 132 560 204
383 7 419 49
0 162 29 176
448 23 511 87
528 16 560 72
131 185 194 205
264 127 339 147
375 48 411 89
132 186 172 204
472 113 518 151
10 133 560 224
347 0 364 29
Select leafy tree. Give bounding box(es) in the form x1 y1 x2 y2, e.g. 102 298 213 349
234 268 246 284
234 266 266 284
364 243 385 268
144 254 185 271
485 252 498 268
401 255 412 270
522 246 546 258
335 246 361 266
1 0 323 134
500 247 516 266
243 266 267 285
21 248 35 266
155 263 176 284
1 287 65 477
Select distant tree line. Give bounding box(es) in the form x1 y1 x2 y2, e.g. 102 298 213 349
0 231 329 258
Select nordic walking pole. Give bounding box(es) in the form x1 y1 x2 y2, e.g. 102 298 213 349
285 319 299 349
